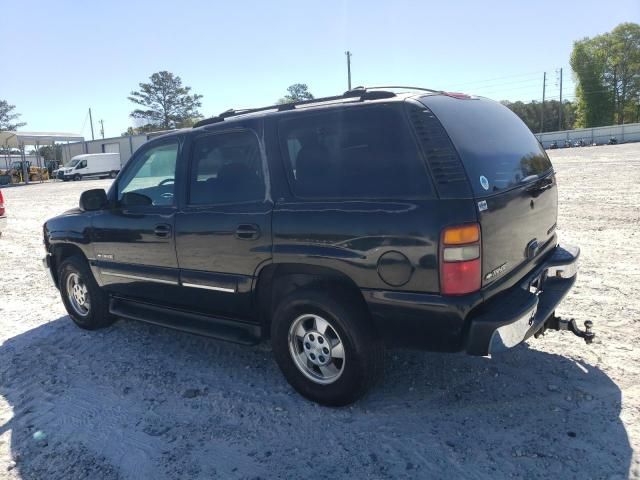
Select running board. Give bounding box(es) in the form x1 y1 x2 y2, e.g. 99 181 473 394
109 296 261 345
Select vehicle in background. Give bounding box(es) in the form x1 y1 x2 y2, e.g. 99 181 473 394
57 153 121 181
564 140 572 148
608 136 618 145
573 139 585 147
0 189 6 237
0 161 50 184
548 141 558 149
47 160 61 177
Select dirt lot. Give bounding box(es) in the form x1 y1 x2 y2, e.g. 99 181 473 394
0 143 639 479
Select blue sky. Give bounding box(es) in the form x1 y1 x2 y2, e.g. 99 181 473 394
2 0 639 139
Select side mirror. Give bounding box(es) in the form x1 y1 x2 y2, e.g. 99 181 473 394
79 189 108 211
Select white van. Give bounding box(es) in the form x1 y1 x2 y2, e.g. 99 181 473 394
57 153 121 181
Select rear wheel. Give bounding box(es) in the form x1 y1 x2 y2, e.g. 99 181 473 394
271 289 384 406
58 255 115 330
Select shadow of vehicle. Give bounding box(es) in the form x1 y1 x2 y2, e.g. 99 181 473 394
0 316 630 479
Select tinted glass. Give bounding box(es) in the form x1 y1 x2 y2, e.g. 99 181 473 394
279 105 431 199
189 130 264 204
118 141 178 206
420 95 552 196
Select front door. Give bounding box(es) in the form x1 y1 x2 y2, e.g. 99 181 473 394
174 126 273 320
91 136 182 304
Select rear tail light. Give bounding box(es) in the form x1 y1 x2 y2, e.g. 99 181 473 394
0 190 5 216
440 223 481 295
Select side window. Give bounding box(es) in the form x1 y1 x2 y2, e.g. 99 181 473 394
189 131 265 205
278 106 432 199
79 160 87 168
118 140 178 206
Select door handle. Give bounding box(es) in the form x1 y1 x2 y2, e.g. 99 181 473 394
154 223 172 238
235 224 260 240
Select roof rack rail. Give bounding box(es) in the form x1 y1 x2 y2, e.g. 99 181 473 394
366 85 443 94
192 86 401 128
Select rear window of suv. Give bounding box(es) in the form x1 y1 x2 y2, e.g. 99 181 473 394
419 95 552 196
278 105 433 199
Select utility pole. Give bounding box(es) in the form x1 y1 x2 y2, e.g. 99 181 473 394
88 108 95 140
558 68 563 131
540 72 546 134
345 51 352 90
99 119 105 139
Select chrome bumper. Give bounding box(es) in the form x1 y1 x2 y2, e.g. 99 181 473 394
42 254 56 286
467 244 580 356
489 302 539 351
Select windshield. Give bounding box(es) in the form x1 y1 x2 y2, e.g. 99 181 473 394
68 159 80 167
420 95 552 197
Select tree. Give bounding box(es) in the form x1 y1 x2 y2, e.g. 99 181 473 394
278 83 314 104
570 23 640 127
120 125 155 137
570 36 615 127
607 23 640 124
128 71 203 130
501 99 576 132
0 100 26 131
38 145 62 162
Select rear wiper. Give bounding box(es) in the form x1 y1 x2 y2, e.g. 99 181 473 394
520 174 539 184
525 175 553 196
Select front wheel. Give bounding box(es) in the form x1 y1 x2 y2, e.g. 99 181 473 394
58 255 115 330
73 174 81 181
271 289 384 406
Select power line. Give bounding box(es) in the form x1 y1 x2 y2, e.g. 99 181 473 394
471 83 556 95
447 71 543 88
459 78 543 92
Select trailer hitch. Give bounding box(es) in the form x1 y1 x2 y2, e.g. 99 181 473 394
544 314 595 344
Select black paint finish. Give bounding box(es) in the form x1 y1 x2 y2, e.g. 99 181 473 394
43 92 575 354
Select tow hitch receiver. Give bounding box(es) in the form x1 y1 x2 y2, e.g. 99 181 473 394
544 314 595 344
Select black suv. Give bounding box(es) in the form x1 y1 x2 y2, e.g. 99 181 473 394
43 87 590 406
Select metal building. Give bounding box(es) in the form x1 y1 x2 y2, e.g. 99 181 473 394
61 134 151 167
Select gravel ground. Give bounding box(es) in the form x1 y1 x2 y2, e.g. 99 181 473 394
0 143 639 479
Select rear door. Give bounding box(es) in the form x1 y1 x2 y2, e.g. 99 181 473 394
174 124 272 320
419 95 558 286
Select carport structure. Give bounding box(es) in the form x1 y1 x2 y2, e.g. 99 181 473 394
0 131 84 184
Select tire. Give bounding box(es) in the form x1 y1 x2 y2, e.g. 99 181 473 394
109 171 117 179
73 174 81 181
58 255 115 330
271 289 384 406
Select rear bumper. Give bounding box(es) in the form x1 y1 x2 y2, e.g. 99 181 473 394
465 244 579 355
363 244 579 354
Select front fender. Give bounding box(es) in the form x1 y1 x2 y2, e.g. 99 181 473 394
43 209 95 284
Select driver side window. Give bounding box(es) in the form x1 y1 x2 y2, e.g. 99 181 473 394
118 141 178 206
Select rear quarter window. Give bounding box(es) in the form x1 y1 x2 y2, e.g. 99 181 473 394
419 95 552 197
278 105 433 199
